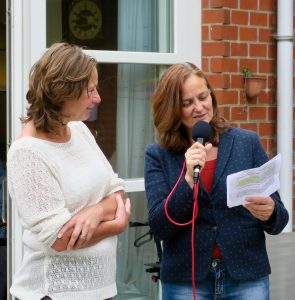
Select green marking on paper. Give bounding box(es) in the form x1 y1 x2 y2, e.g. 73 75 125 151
237 177 260 186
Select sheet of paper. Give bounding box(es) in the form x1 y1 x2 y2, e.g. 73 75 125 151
226 153 281 208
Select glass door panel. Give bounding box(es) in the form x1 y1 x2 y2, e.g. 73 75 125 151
84 63 167 179
47 0 172 53
115 191 161 300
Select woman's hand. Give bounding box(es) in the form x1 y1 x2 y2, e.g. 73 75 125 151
185 141 212 188
57 203 104 250
243 196 275 221
113 194 131 233
73 195 131 250
53 194 131 251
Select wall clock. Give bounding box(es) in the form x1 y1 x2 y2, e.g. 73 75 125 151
68 0 102 41
62 0 117 50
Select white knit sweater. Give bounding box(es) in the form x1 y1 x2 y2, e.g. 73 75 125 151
7 121 124 300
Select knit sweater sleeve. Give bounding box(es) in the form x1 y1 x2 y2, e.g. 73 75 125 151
7 147 72 248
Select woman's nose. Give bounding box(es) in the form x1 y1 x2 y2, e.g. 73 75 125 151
92 89 101 104
192 98 202 110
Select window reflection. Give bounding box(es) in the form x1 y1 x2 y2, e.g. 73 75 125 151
47 0 172 53
84 63 167 179
61 0 118 50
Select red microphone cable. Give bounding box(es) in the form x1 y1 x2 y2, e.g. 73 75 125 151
164 160 199 300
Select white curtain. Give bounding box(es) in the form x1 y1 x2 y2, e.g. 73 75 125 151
115 0 160 299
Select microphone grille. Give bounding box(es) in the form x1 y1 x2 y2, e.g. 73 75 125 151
192 121 212 142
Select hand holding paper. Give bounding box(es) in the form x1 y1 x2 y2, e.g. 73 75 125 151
227 154 281 208
243 196 275 221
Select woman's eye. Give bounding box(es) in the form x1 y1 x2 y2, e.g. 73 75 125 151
199 91 210 101
182 101 191 107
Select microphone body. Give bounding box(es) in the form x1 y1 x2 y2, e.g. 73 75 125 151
193 137 205 183
191 121 212 184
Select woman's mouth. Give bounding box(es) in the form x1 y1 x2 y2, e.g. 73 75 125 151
193 114 206 120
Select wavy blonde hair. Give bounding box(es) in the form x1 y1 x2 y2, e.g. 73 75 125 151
22 42 97 134
152 63 229 153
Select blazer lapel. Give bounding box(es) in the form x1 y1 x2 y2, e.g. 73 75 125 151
211 131 234 194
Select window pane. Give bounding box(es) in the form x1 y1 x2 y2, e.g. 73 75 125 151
46 0 173 53
84 63 168 179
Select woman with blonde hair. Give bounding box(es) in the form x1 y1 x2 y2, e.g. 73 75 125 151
8 42 130 300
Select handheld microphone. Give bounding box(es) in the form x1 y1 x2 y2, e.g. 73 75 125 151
191 121 212 183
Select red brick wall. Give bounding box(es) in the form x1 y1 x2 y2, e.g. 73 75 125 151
202 0 294 230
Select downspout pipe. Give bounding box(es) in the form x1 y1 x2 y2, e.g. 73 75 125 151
275 0 293 232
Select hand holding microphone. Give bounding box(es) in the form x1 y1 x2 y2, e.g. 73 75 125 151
185 121 212 186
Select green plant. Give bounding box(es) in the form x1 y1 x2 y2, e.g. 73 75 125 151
242 66 253 78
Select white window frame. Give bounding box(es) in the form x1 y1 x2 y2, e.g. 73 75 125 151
84 1 201 65
28 0 202 64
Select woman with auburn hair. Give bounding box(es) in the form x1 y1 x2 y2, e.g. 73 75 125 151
152 63 228 153
144 62 288 300
7 42 130 300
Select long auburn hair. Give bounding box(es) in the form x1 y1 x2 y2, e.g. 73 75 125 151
152 62 229 153
21 42 97 134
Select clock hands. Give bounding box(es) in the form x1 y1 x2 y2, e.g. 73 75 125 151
72 10 100 33
69 0 102 40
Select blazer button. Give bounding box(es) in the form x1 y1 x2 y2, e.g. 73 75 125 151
212 226 217 232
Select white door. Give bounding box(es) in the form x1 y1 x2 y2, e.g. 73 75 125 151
8 0 201 299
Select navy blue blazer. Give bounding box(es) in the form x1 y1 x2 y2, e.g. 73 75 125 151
144 127 289 282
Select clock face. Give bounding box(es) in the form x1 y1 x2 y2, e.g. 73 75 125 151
69 0 102 40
